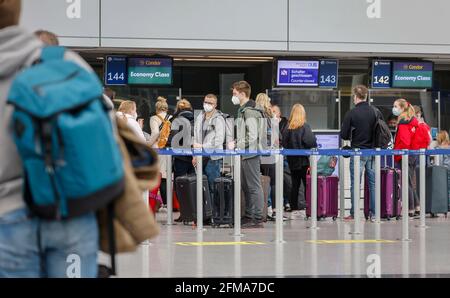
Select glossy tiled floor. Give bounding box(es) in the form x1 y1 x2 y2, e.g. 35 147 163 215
115 212 450 277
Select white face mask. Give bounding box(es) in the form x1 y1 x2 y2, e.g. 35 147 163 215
231 95 240 105
203 103 214 113
392 107 401 116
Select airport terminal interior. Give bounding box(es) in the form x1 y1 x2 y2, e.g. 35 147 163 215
6 0 450 279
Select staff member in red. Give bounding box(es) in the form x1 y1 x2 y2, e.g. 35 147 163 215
392 99 419 217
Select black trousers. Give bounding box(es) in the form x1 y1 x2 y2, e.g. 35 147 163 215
290 166 308 211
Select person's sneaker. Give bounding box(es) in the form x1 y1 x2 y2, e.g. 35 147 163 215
267 206 273 216
284 204 292 212
290 210 305 220
272 212 289 221
414 210 421 218
174 217 183 223
343 215 354 221
159 205 168 213
266 214 276 222
241 217 252 226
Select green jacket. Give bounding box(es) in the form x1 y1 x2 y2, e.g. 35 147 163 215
236 100 265 160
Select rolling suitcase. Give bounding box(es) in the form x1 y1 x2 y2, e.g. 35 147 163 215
241 175 270 222
416 166 449 217
213 176 234 227
175 174 213 224
305 175 339 220
364 168 402 220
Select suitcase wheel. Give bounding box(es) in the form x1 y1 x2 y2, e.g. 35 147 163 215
365 216 369 221
431 213 437 218
395 216 400 220
332 216 337 221
305 217 309 221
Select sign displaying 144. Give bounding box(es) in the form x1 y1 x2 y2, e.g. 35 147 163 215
107 72 125 81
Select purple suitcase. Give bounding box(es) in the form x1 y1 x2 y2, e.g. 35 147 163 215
364 168 402 220
306 175 339 220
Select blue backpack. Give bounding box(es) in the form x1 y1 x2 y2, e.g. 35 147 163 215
7 46 125 220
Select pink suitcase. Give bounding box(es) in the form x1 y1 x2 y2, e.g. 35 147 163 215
306 175 339 220
364 168 402 220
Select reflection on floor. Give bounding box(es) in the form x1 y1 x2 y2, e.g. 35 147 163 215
115 212 450 277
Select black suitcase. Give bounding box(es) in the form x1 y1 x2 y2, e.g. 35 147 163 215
175 174 213 224
417 166 449 217
212 176 234 228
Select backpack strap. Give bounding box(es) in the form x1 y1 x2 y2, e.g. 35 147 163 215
40 46 65 62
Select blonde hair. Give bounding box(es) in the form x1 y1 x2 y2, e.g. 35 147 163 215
394 98 415 121
155 96 168 113
255 93 273 118
288 104 306 130
118 100 136 115
437 130 450 146
176 98 192 113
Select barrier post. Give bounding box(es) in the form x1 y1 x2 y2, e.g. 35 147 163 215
233 154 243 236
309 153 319 230
196 155 204 230
166 155 173 225
402 152 411 241
375 149 381 223
339 156 346 220
275 153 285 243
350 153 361 235
419 149 428 228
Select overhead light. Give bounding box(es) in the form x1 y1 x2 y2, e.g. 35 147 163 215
174 58 272 62
208 55 273 60
96 57 104 60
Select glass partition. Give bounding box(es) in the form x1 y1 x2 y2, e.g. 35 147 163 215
106 86 180 133
368 89 438 128
268 89 340 130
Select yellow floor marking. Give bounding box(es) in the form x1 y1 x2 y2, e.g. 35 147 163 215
176 241 265 246
307 239 397 244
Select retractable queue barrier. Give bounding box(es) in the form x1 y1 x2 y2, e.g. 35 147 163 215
157 148 450 241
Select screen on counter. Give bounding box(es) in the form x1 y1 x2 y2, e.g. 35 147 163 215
391 61 433 88
276 60 320 87
127 57 173 85
315 133 340 176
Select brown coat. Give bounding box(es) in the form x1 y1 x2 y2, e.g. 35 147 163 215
98 117 160 253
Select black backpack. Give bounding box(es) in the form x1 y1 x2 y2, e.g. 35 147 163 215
372 107 393 149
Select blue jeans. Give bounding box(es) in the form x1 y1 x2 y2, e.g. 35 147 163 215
350 156 375 216
0 208 99 278
205 159 222 201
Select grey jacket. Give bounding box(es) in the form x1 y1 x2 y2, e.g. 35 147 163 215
0 26 92 217
193 110 226 160
236 100 264 160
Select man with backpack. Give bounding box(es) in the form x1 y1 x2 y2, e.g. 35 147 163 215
0 0 124 277
340 85 379 221
193 94 226 201
230 81 265 228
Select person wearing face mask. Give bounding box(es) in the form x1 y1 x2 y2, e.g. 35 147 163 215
117 100 146 142
193 94 226 201
392 99 420 217
230 81 265 228
340 85 377 221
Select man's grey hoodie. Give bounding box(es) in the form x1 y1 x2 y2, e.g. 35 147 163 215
0 26 92 217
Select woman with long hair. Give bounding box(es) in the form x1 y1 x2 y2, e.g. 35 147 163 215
282 104 317 219
392 98 420 217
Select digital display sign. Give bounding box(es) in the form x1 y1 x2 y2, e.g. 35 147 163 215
127 57 173 85
104 56 127 85
276 60 320 87
318 59 338 88
371 60 392 89
392 61 433 89
316 133 340 176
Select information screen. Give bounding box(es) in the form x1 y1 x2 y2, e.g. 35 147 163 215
392 61 433 88
276 60 320 87
104 56 127 85
127 57 173 85
315 133 340 176
318 59 338 88
371 60 392 89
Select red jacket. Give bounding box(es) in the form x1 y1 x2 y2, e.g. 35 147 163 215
411 121 431 150
394 117 419 162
